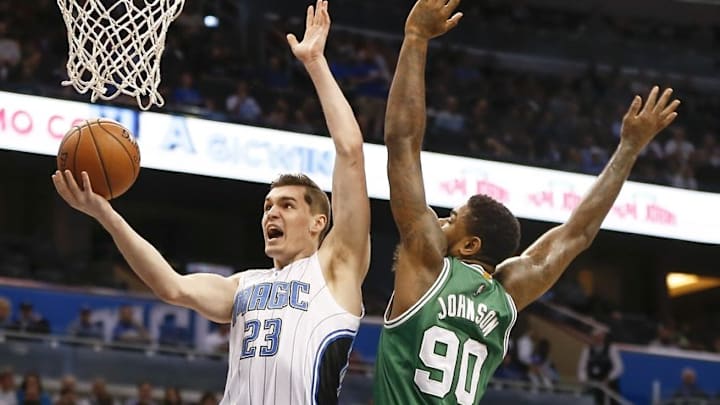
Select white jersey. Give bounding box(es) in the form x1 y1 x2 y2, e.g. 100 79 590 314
220 252 361 405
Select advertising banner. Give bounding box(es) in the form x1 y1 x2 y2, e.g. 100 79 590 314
1 91 718 243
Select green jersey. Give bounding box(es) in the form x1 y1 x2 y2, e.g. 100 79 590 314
373 256 517 405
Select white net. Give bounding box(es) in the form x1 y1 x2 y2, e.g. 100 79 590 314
56 0 186 110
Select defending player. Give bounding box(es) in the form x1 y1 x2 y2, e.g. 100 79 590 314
373 0 680 403
53 1 370 403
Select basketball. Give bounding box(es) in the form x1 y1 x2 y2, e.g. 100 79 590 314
56 118 141 200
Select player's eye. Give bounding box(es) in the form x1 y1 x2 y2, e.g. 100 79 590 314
285 203 294 209
264 205 272 212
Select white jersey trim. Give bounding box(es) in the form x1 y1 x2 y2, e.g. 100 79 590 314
384 258 451 329
502 292 518 357
463 261 494 283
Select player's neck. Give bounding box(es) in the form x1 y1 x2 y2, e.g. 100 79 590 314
458 256 496 274
272 247 318 270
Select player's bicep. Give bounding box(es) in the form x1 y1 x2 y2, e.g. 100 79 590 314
497 225 588 310
387 153 446 268
325 149 371 263
174 273 239 323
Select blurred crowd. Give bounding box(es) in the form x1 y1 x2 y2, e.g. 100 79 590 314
0 369 220 405
1 0 719 192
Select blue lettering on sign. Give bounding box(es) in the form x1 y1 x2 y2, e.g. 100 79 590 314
232 281 310 325
89 105 139 138
162 116 196 153
206 134 334 177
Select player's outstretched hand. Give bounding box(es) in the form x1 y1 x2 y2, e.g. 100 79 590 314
405 0 463 40
620 86 680 153
52 170 112 219
287 0 330 66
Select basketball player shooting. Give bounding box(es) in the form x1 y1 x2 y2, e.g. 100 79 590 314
52 1 371 403
373 0 680 404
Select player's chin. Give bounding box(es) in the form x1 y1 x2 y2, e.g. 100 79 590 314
264 242 282 257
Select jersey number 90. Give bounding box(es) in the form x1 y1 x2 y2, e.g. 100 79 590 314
414 325 488 405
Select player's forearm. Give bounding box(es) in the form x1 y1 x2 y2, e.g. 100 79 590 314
566 143 639 245
97 210 185 302
384 34 428 151
303 57 364 156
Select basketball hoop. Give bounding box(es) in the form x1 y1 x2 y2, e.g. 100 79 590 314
56 0 186 110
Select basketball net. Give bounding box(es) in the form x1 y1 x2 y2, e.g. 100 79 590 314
56 0 186 110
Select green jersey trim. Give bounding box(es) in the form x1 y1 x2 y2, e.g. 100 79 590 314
502 292 518 357
384 258 451 329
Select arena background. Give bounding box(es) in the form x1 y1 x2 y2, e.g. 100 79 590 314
0 0 719 404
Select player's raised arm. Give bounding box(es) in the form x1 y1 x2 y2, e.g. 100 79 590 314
52 171 238 323
496 86 680 311
385 1 462 283
287 0 370 278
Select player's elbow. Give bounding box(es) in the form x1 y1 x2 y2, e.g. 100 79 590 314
154 279 188 306
562 224 594 252
384 131 420 153
334 138 364 159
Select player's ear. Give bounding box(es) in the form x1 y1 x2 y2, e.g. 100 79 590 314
310 214 327 235
460 236 482 257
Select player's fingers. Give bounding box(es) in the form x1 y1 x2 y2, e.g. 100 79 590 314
445 0 461 13
286 33 299 48
313 0 322 25
625 95 642 118
653 88 673 113
641 86 659 114
62 170 84 201
661 99 681 117
661 112 679 128
51 171 71 198
81 171 95 195
446 12 463 30
306 5 314 28
321 0 330 25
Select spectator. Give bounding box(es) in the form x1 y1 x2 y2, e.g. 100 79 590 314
515 329 536 374
125 382 155 405
10 302 50 334
0 21 21 82
158 314 189 348
55 386 77 405
17 372 51 405
196 393 216 405
87 379 114 405
650 323 680 349
577 329 624 404
67 307 103 341
433 96 466 136
161 387 181 405
671 367 708 402
528 338 558 388
494 355 527 381
664 127 695 163
224 81 262 124
171 72 203 107
0 298 10 329
53 375 88 405
0 367 16 405
202 323 230 355
112 306 150 345
669 163 699 190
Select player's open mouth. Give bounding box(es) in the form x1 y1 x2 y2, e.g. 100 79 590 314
267 226 284 240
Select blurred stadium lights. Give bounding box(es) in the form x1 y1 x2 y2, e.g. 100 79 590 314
666 272 720 297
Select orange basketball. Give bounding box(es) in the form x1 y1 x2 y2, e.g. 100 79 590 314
57 118 141 200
